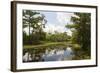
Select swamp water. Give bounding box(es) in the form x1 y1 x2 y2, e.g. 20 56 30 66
23 46 75 62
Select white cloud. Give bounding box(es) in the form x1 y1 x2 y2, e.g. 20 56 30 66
56 12 74 25
43 23 66 34
43 12 74 35
43 23 72 36
23 12 74 36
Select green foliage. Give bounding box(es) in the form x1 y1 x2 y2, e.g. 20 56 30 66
65 24 78 29
23 31 29 44
66 12 91 56
46 32 70 42
23 10 47 44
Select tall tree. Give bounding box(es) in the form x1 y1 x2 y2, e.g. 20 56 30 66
23 10 47 44
66 13 91 53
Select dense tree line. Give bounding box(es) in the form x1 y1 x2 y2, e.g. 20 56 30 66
66 12 91 56
46 32 70 42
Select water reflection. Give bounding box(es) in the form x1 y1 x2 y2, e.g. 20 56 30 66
23 47 75 62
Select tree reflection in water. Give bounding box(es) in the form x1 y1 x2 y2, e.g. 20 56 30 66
23 46 75 62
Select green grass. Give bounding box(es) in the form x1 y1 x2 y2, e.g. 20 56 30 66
23 41 81 50
23 42 69 49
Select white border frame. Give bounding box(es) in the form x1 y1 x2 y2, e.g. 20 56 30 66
15 3 97 70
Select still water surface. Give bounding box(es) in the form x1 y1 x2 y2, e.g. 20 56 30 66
23 46 75 62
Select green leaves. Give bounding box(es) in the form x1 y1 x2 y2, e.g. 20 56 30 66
65 24 79 29
65 12 91 58
23 10 47 44
65 12 91 52
46 32 70 42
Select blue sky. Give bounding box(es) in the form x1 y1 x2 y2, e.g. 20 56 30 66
23 10 74 36
40 11 74 35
